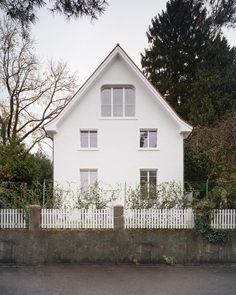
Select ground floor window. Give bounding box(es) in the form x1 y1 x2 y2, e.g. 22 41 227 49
140 169 157 192
80 169 97 191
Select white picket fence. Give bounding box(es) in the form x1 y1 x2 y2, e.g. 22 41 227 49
0 209 27 229
211 209 236 229
125 208 195 229
0 208 235 230
41 208 114 229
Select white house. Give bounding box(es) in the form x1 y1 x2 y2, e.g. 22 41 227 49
45 44 192 202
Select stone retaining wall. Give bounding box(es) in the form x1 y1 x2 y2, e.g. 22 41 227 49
0 205 235 265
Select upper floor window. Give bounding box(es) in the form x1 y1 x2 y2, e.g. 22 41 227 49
80 130 97 149
101 86 135 117
140 129 157 148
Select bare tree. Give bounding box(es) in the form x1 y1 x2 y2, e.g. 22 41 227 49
0 20 77 151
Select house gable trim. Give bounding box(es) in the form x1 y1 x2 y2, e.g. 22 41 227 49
45 44 192 136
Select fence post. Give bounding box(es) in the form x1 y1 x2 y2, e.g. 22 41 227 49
114 205 124 230
29 205 41 231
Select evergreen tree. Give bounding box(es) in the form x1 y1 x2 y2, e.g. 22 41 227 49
188 35 236 125
141 0 236 126
0 0 107 33
0 142 52 183
0 142 53 208
142 0 236 206
200 0 236 28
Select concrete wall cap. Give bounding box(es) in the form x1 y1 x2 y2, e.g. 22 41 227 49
29 205 41 208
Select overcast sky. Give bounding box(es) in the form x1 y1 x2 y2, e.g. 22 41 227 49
32 0 236 86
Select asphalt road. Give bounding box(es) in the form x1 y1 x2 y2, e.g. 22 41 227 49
0 264 235 295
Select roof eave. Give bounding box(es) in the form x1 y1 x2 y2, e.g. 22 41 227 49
45 124 57 137
180 126 193 139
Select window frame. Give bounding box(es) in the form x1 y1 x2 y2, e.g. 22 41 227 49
140 169 158 192
100 85 135 118
79 129 98 150
80 169 98 190
139 128 158 150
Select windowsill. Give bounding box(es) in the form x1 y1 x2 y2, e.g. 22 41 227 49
138 148 160 151
99 117 138 120
77 148 99 151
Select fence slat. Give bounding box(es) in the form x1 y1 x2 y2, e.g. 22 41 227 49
1 208 236 230
0 209 27 229
124 208 196 229
40 208 113 229
124 208 236 230
211 209 236 230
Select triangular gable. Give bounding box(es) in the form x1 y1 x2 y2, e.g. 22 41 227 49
45 44 193 137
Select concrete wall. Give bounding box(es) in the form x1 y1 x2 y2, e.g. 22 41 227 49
0 229 236 265
1 206 235 265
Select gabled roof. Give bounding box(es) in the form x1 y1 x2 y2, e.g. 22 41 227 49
45 44 193 138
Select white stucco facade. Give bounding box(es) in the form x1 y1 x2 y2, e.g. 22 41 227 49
45 45 192 201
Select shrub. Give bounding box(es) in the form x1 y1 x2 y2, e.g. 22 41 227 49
75 182 119 209
126 181 188 209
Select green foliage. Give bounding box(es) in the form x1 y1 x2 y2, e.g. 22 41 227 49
184 145 219 196
33 151 53 183
142 0 236 209
187 36 236 126
0 0 108 33
0 142 52 183
200 0 236 28
0 181 54 209
194 199 228 244
141 0 236 126
0 142 53 208
163 255 176 265
186 111 236 208
0 142 40 183
126 181 188 209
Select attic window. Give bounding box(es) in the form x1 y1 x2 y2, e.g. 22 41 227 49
101 86 135 117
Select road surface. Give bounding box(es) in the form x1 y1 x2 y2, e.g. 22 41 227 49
0 264 235 295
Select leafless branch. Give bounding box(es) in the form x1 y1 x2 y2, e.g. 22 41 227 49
0 19 77 148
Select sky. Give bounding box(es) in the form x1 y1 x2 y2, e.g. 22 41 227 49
32 0 236 87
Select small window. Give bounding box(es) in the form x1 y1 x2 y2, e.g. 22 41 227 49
101 86 135 117
80 130 97 148
80 169 98 190
140 129 157 148
140 169 157 192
